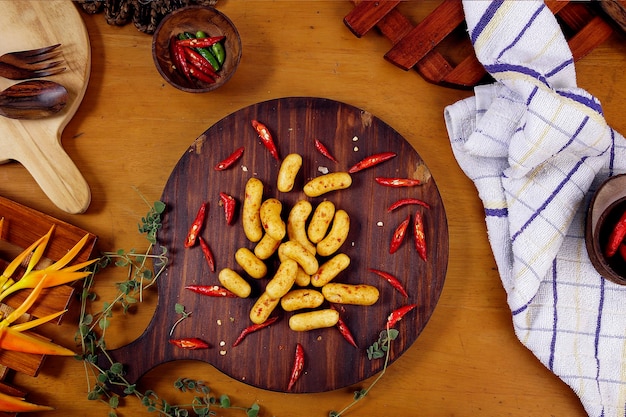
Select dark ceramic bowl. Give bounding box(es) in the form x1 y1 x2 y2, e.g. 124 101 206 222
152 6 242 93
585 173 626 285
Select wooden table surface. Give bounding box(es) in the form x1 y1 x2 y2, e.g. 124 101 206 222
2 1 625 416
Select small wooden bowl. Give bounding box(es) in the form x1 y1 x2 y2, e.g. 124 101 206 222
152 6 242 93
585 173 626 285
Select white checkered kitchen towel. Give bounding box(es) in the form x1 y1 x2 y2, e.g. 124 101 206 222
444 1 626 415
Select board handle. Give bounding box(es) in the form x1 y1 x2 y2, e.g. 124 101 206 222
13 136 91 214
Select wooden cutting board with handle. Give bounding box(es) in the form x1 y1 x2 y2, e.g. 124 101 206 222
0 1 91 214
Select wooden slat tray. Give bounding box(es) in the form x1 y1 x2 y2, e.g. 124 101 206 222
0 195 97 377
344 0 615 89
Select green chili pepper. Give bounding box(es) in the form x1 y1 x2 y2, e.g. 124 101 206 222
197 30 225 66
180 31 220 71
195 30 222 70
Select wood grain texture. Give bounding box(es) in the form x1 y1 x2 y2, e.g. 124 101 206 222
0 1 91 214
106 97 448 393
3 1 624 415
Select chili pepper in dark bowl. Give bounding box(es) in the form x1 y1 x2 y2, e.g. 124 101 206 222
387 198 430 212
368 268 408 297
184 202 207 248
169 36 192 82
169 337 210 350
314 138 338 163
287 343 305 391
176 35 225 48
193 31 222 71
386 304 418 328
182 46 218 80
389 214 411 254
185 284 238 298
375 177 421 187
251 119 280 161
347 152 396 173
604 209 626 258
232 316 279 347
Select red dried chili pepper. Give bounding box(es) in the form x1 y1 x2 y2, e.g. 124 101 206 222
389 214 410 254
232 316 279 347
605 209 626 258
185 285 238 298
314 138 338 163
413 210 427 261
251 119 280 161
188 65 216 84
330 306 357 348
375 177 421 187
198 236 215 272
185 202 207 248
182 46 219 79
386 304 417 328
387 198 430 212
169 337 210 350
170 36 191 81
176 36 226 48
215 147 244 171
347 152 396 174
219 192 236 225
368 268 408 297
287 343 305 391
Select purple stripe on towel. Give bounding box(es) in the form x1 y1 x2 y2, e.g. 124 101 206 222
483 63 549 86
548 259 558 371
496 3 545 61
511 156 588 242
594 277 605 417
545 58 574 79
557 116 589 154
470 0 504 44
485 207 508 217
558 90 603 115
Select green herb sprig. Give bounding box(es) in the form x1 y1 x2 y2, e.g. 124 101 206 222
329 328 399 417
75 195 258 417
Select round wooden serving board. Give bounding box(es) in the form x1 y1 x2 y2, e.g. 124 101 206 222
108 97 448 393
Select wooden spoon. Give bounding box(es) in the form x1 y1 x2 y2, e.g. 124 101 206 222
0 80 67 120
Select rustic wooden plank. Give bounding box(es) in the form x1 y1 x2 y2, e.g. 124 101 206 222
343 0 401 37
384 0 465 70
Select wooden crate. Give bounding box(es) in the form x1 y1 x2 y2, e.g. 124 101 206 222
0 196 97 413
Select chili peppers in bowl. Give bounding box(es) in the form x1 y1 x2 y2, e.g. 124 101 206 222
152 6 242 93
585 173 626 285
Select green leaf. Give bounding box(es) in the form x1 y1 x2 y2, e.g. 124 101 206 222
247 403 260 417
154 201 166 213
109 396 119 409
110 362 124 375
219 394 231 408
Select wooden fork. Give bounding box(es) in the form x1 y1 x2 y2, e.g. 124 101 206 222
0 44 66 80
